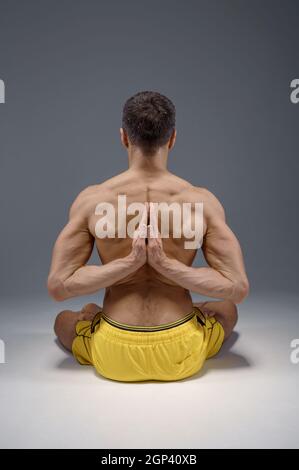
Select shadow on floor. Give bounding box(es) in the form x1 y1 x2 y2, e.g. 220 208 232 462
185 331 251 381
54 338 83 371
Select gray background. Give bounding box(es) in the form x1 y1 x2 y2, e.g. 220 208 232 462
0 0 298 297
1 0 299 450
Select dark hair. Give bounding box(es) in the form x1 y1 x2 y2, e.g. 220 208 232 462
122 91 176 155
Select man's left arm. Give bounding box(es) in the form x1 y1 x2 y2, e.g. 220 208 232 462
147 197 249 304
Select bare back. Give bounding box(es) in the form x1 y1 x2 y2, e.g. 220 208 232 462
86 169 206 324
49 165 248 326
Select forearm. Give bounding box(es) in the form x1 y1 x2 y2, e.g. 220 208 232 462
48 254 139 301
155 257 246 303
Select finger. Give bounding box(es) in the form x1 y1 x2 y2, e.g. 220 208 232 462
144 201 149 215
147 234 159 248
133 229 139 240
133 220 147 240
134 204 148 239
133 227 146 241
147 224 154 243
140 203 148 227
148 224 161 241
149 202 159 238
139 222 148 239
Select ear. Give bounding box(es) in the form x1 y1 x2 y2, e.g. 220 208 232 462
168 129 177 150
120 128 129 148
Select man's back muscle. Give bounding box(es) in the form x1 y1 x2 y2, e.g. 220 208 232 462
86 170 205 282
79 169 208 324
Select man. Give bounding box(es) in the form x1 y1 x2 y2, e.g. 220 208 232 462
48 91 249 382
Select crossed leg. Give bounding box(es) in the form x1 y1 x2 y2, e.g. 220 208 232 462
54 303 102 351
54 300 237 351
193 300 238 340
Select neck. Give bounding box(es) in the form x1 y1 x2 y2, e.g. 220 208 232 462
128 146 169 173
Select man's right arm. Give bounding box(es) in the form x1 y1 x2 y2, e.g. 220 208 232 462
47 190 147 301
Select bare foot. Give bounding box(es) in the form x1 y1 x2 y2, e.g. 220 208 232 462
78 303 102 322
196 301 215 317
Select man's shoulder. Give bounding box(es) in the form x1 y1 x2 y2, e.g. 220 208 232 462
183 185 225 223
73 183 101 202
73 177 117 202
195 187 225 221
69 184 104 217
193 186 220 202
69 175 124 217
177 180 221 204
161 175 224 212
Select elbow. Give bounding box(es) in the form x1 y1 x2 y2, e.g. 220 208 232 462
230 278 250 304
47 276 68 302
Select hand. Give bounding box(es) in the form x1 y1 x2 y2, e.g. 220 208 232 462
147 202 168 269
128 203 148 268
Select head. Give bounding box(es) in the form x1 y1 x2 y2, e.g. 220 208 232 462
120 91 176 157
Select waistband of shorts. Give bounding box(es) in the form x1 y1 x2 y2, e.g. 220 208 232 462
101 309 197 332
94 308 205 344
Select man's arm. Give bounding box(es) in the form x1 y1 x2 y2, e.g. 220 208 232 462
47 190 147 301
147 195 249 304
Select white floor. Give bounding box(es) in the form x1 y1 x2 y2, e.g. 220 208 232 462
0 292 298 449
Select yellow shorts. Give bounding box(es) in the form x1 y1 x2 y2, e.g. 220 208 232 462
72 306 225 382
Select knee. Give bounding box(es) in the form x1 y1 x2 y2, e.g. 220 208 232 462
219 301 238 334
81 303 101 314
54 310 69 337
227 302 238 329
